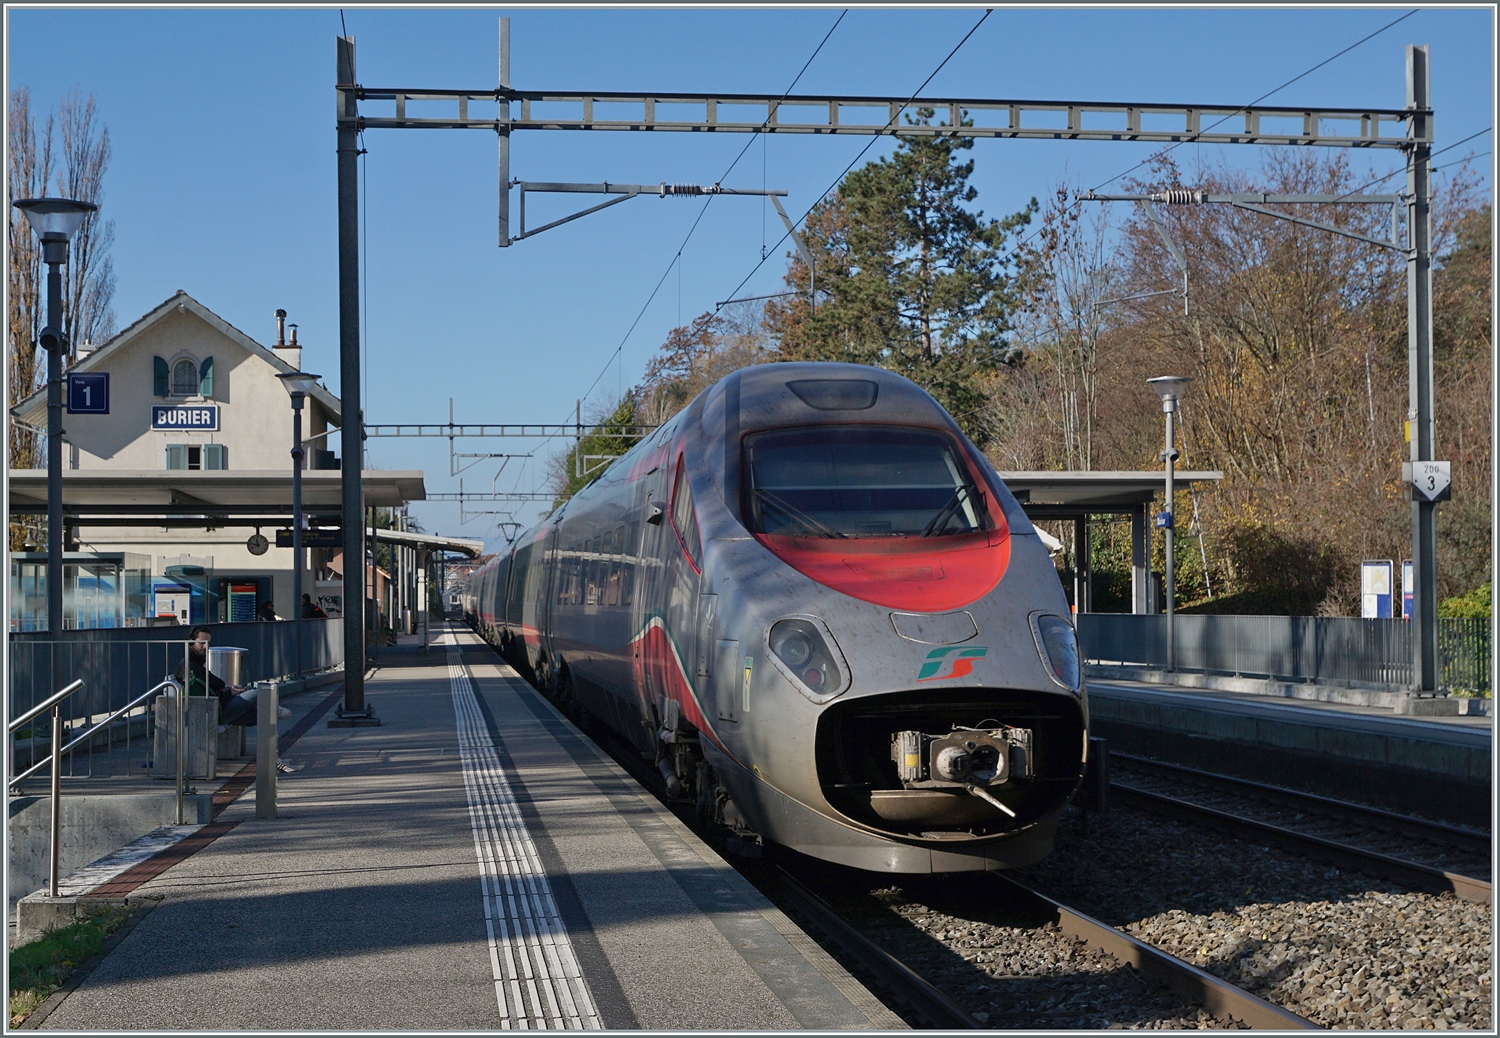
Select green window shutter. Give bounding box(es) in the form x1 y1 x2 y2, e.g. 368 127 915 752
198 356 213 396
166 445 185 470
204 444 227 470
154 356 170 396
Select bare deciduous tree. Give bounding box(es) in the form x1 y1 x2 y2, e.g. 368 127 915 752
54 89 117 358
7 88 52 473
1003 185 1124 470
7 87 117 550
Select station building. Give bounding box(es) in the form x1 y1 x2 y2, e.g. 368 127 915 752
9 290 424 629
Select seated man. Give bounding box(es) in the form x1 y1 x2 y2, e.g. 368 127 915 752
175 625 298 773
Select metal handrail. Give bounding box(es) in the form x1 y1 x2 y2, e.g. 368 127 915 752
8 678 181 790
8 679 85 735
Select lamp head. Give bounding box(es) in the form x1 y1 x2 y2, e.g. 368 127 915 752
277 371 321 400
12 198 97 243
1147 375 1192 412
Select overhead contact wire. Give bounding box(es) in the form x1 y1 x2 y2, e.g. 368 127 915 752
1003 9 1436 296
569 9 849 412
1089 8 1421 194
712 8 993 317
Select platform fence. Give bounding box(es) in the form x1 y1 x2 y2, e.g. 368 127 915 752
7 619 343 786
1078 614 1490 694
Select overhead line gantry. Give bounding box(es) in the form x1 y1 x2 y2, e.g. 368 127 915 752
330 21 1441 721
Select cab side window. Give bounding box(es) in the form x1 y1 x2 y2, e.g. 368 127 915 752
671 457 702 571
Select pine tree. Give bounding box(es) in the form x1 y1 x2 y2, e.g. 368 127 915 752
767 108 1036 444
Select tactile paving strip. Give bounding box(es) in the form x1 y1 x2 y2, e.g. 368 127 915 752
448 650 602 1030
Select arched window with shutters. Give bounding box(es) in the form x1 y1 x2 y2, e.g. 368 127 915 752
171 358 199 396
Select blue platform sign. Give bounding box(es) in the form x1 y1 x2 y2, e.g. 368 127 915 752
151 404 218 431
67 372 109 414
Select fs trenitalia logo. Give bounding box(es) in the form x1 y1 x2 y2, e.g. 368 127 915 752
917 646 988 681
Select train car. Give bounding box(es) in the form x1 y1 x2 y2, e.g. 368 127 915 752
468 362 1088 873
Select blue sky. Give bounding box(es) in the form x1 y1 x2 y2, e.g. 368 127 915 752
7 5 1494 550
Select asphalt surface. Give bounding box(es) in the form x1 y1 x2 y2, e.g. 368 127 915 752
39 625 897 1031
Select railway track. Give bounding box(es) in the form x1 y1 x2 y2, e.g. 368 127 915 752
548 676 1314 1028
1108 752 1492 905
768 858 1315 1029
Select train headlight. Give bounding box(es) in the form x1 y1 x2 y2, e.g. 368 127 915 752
1029 612 1082 693
767 617 848 703
775 629 814 668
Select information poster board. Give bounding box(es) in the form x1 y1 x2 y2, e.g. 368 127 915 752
228 583 258 622
1361 559 1394 619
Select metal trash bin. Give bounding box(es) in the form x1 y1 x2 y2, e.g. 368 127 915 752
208 646 248 688
209 647 250 760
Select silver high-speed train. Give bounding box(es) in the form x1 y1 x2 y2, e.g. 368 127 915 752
464 362 1088 873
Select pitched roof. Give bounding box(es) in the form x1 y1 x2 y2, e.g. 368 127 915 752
10 290 342 425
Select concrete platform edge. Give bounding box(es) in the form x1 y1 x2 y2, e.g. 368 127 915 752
1086 663 1489 715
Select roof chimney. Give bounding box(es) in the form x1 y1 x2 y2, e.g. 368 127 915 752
273 311 301 371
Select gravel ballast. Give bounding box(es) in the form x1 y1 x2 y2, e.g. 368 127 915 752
791 803 1491 1029
1015 804 1493 1029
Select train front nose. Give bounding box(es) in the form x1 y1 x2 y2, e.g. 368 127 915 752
814 686 1086 837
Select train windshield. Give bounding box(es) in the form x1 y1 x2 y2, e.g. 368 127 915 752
743 426 989 538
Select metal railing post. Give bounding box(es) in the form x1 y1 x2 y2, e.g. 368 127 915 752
176 641 187 824
49 705 62 898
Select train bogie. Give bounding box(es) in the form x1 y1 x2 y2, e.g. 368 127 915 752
466 362 1088 873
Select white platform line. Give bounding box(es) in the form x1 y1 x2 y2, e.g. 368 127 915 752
449 651 601 1030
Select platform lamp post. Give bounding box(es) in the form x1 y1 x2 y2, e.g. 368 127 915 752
278 371 320 677
1148 376 1192 672
12 198 97 635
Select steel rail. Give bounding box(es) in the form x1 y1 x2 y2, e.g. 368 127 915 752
990 874 1319 1029
1111 751 1491 851
1112 783 1492 905
768 865 979 1029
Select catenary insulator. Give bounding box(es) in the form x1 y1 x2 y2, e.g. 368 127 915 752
1154 189 1206 205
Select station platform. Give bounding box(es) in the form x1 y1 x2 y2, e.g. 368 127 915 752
1086 677 1492 829
31 624 901 1030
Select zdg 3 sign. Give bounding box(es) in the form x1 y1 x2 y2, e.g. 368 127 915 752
1404 461 1452 502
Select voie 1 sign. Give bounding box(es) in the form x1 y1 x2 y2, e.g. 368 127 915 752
67 372 109 414
151 404 218 431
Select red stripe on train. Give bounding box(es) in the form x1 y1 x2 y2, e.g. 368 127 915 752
753 526 1011 612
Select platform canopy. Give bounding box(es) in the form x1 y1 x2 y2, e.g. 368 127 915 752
995 470 1224 615
371 526 484 559
7 469 425 525
998 470 1223 513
